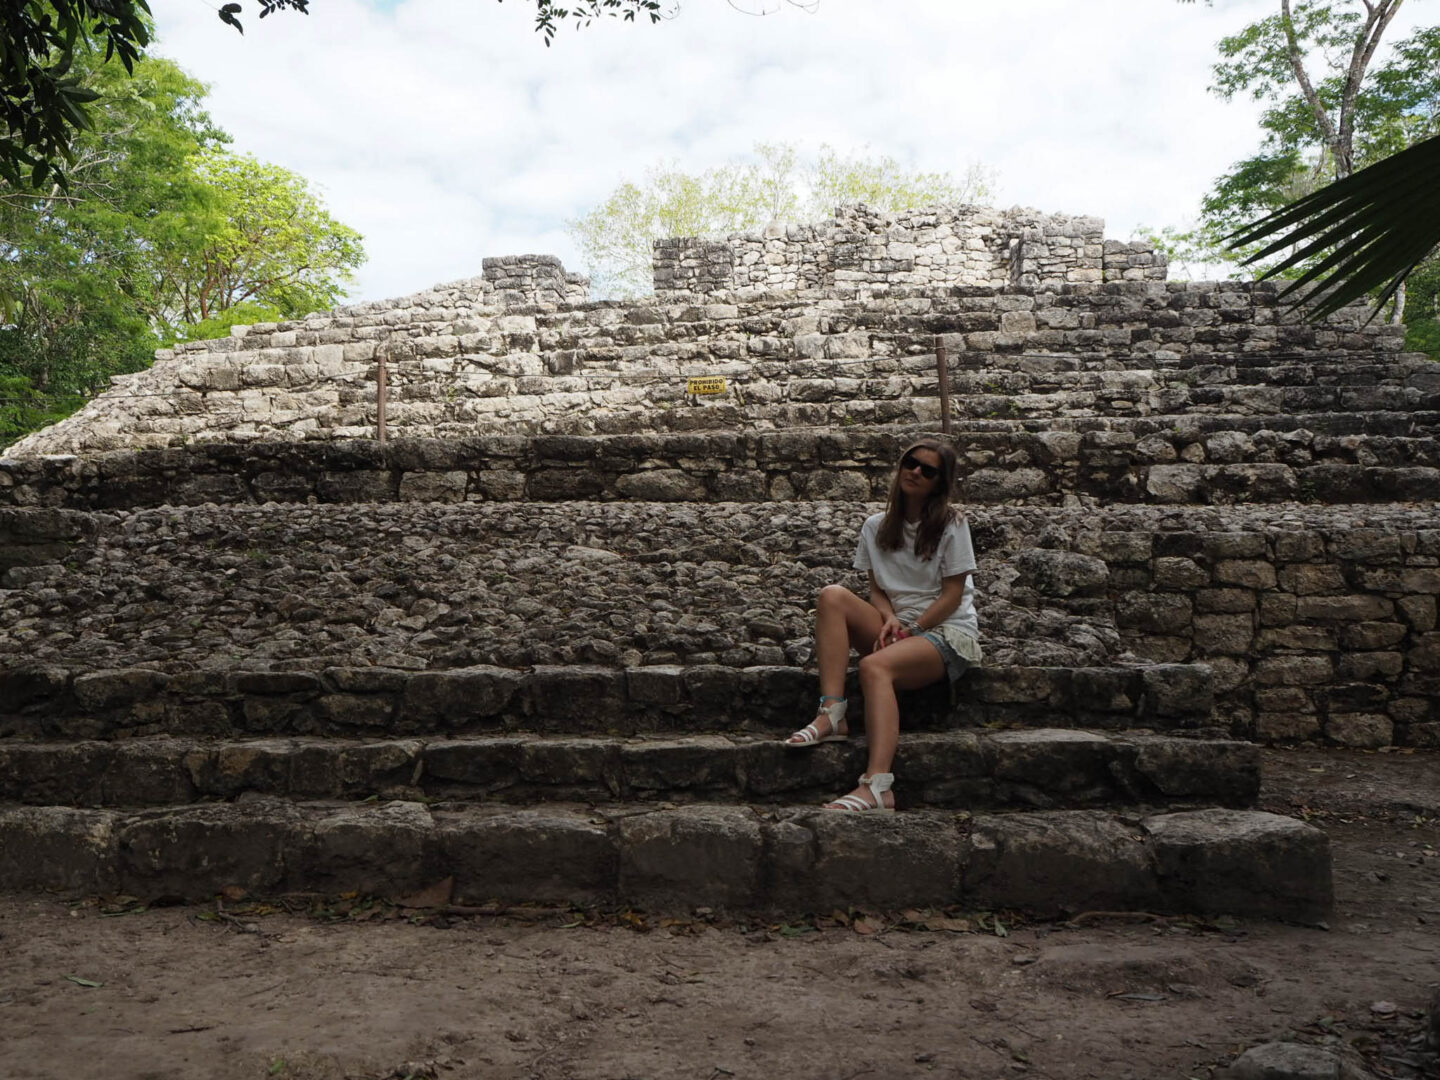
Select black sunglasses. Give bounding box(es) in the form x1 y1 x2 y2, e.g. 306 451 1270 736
900 454 940 480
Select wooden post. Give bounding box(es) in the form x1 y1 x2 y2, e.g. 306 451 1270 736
376 353 388 444
935 334 951 437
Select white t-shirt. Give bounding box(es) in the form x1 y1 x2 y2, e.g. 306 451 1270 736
853 512 979 637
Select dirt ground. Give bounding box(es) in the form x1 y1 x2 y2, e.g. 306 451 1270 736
1 748 1436 1080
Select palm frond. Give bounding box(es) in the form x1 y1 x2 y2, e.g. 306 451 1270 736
1227 132 1440 320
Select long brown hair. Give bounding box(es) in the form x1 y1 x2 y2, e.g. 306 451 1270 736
877 439 960 560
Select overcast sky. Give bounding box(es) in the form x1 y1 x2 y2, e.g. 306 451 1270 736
147 0 1434 304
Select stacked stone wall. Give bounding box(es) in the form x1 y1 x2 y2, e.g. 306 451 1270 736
5 414 1438 511
4 281 1416 456
651 204 1167 296
2 501 1435 749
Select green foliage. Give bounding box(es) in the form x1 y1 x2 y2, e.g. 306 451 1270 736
0 45 365 445
1184 2 1440 322
0 0 152 189
1402 257 1440 359
151 150 364 337
569 142 996 296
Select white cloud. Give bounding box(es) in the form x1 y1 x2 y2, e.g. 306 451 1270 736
146 0 1436 303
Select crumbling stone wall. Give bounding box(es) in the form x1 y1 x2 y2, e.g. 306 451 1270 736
652 204 1167 295
2 501 1434 748
3 280 1412 456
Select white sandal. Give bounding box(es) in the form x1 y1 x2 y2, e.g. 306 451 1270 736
824 772 894 813
784 696 849 747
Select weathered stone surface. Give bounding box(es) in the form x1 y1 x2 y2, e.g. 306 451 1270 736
0 806 117 892
291 801 433 894
618 805 761 908
790 811 962 909
1012 548 1109 597
1144 809 1331 922
403 667 518 723
437 809 615 903
964 811 1160 915
116 800 303 898
1132 737 1260 804
1219 1042 1371 1080
73 667 170 710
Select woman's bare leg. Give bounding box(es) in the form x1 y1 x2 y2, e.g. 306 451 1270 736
814 584 885 699
785 585 885 743
825 637 945 808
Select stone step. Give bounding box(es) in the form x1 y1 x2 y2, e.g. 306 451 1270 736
4 419 1437 509
0 798 1331 921
0 662 1213 741
0 728 1259 810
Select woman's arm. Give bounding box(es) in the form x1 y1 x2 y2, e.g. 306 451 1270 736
906 573 969 634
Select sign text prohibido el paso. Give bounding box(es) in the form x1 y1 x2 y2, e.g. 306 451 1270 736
686 376 727 396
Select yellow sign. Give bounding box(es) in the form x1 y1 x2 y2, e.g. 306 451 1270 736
686 376 728 396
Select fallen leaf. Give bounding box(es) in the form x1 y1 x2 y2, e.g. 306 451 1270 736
219 885 248 902
1370 1001 1397 1016
924 916 973 933
852 917 881 935
65 975 103 988
398 877 455 910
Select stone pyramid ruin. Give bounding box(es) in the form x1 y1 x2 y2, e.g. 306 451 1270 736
3 201 1436 917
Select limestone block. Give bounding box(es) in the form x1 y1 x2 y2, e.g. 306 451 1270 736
1338 621 1407 650
1194 613 1255 655
1326 713 1394 748
619 806 761 908
518 738 616 789
1116 592 1192 635
314 693 397 728
440 809 615 903
1256 625 1338 651
403 667 520 724
74 667 171 710
965 811 1160 915
1154 557 1208 589
117 800 302 899
1144 808 1331 922
787 811 963 909
1143 663 1213 718
1132 737 1260 804
988 729 1113 795
527 665 626 726
0 806 118 892
1146 464 1205 503
1399 595 1437 631
293 801 433 895
1297 595 1394 621
621 736 738 794
614 469 707 502
1256 711 1322 742
1278 563 1347 595
1215 559 1277 590
1220 1041 1368 1080
1254 656 1333 685
1011 548 1109 598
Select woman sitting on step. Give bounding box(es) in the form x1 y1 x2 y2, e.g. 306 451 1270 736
784 438 982 812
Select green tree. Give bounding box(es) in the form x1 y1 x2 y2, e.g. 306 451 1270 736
149 150 364 342
1170 2 1438 345
0 49 219 440
568 143 997 297
0 47 365 443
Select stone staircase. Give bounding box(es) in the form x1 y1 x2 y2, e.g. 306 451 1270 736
0 494 1338 921
6 231 1436 920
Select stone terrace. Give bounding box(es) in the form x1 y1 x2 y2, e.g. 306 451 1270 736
5 200 1431 918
